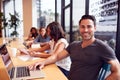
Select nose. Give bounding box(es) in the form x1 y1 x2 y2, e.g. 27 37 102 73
84 28 88 32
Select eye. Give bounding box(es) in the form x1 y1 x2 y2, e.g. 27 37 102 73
87 25 92 28
80 25 85 29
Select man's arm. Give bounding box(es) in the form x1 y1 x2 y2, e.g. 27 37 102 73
106 59 120 80
29 49 69 70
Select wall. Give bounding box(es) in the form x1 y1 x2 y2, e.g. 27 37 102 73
23 0 32 37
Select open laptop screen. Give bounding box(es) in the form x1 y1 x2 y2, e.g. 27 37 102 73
0 44 45 79
0 44 10 66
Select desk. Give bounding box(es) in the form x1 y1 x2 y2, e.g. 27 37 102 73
0 37 68 80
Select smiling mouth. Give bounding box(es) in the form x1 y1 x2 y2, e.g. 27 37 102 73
83 32 89 36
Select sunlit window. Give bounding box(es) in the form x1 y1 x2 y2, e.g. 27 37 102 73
89 0 118 50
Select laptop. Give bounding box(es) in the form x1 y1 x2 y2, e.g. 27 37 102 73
0 44 11 67
0 44 45 80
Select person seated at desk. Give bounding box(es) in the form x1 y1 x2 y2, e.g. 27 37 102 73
26 27 38 41
33 27 50 43
28 22 71 77
29 15 120 80
26 27 50 47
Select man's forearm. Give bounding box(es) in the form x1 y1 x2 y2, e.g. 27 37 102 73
44 54 58 66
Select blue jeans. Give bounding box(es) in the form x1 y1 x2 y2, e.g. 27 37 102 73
58 66 69 78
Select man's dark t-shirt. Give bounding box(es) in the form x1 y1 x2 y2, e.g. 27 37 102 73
66 39 116 80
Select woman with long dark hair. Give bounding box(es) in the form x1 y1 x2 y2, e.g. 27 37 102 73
28 22 71 77
26 27 38 41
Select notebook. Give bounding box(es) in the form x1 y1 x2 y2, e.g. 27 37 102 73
0 44 45 80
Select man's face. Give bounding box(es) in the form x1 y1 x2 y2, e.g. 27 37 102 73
79 19 96 41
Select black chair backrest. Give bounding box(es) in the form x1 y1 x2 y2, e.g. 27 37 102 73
97 63 111 80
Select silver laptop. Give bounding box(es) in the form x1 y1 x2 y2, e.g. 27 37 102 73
0 44 45 80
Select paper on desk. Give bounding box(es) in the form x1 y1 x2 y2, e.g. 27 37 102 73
17 55 40 61
31 43 41 48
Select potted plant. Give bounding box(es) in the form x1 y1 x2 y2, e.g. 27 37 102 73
0 12 20 38
9 12 20 37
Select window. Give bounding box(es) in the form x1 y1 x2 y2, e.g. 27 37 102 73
89 0 118 50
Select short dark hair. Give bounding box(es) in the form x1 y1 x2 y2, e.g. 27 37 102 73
46 22 65 42
79 15 96 26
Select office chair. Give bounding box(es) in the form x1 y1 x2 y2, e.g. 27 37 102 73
97 63 111 80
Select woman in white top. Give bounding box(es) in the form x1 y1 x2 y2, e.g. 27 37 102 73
28 22 71 77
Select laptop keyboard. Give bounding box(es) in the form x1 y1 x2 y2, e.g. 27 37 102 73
16 66 30 78
8 66 30 78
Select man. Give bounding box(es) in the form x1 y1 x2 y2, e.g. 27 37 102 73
29 15 120 80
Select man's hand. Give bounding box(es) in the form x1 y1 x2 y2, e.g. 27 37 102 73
28 61 45 70
105 72 120 80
